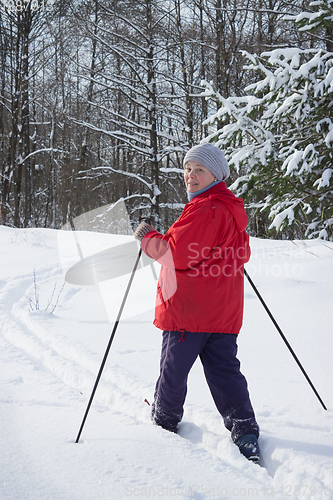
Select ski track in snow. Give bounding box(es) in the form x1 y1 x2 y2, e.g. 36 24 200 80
0 267 153 425
0 228 333 499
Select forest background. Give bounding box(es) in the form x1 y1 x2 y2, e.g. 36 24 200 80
1 0 332 239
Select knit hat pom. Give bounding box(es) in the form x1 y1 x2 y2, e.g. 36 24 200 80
183 143 230 181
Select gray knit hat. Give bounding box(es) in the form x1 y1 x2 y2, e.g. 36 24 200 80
183 143 230 181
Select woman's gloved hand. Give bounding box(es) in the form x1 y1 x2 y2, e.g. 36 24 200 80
134 221 156 241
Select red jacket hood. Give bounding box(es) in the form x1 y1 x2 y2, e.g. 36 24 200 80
188 182 248 232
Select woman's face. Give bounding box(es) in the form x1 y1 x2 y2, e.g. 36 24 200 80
184 161 216 193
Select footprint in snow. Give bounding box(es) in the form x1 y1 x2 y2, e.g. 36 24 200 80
8 376 24 384
178 421 203 445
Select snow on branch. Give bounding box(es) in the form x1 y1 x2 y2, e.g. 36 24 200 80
314 168 333 189
72 119 151 156
79 166 153 192
200 40 333 239
18 148 67 164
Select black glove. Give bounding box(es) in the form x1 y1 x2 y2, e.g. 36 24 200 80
134 221 156 241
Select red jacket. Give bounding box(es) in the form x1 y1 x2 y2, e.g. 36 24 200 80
141 182 251 334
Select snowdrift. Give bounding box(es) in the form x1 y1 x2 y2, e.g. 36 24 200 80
0 225 332 499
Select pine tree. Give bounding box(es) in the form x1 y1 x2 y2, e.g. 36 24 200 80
202 0 333 240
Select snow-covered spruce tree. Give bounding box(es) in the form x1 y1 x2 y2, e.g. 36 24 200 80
202 1 333 240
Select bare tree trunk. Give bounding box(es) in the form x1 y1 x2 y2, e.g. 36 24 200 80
0 9 10 224
80 0 99 173
146 0 160 226
174 0 194 147
199 0 208 139
22 8 32 227
12 14 22 227
215 0 223 95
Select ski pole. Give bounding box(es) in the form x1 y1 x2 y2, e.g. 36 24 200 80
244 268 327 411
75 244 143 443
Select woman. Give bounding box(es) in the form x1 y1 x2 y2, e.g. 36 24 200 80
134 143 260 462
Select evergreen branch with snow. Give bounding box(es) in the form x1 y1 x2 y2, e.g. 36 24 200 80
201 5 333 240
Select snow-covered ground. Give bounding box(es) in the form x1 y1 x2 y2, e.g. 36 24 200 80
0 224 332 500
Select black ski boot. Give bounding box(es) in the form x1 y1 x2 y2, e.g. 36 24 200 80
236 434 260 464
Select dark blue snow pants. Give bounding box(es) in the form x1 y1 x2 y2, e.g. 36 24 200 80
151 331 259 442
